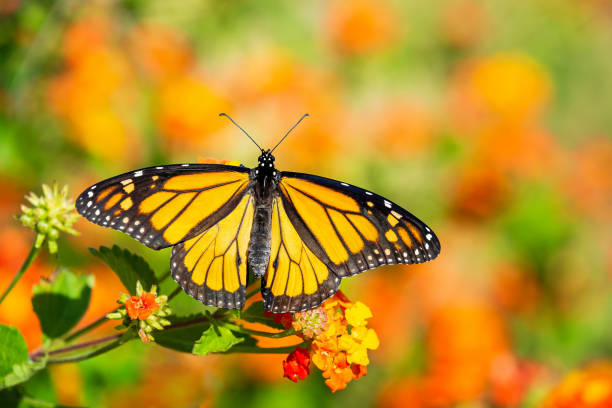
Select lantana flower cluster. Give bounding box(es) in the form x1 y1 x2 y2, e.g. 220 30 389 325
273 291 379 392
107 281 172 342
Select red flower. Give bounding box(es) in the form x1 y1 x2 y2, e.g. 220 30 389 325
283 346 311 382
265 311 293 329
125 292 160 320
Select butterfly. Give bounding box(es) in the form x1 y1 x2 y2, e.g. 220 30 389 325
76 114 440 313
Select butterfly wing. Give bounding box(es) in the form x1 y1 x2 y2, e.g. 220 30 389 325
170 193 255 308
261 197 341 312
76 164 252 250
262 172 440 312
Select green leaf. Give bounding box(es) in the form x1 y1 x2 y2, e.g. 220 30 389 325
154 315 211 353
32 269 94 340
1 358 47 390
0 325 28 377
192 324 244 355
89 245 157 294
240 301 287 330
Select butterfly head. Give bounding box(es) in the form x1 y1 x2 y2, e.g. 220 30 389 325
258 149 276 169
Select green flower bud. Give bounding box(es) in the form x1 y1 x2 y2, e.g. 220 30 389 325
18 182 79 254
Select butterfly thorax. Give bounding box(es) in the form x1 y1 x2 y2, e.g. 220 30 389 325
248 150 279 278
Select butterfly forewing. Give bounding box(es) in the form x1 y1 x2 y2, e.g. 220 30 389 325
278 172 440 276
76 164 251 250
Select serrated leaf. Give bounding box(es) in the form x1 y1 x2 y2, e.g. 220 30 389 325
240 301 287 330
154 315 211 353
89 245 157 294
0 325 28 377
32 269 94 339
192 324 244 355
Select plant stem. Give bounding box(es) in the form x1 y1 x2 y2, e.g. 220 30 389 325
63 310 114 343
228 342 308 354
47 337 127 364
0 244 42 305
20 397 57 408
236 327 297 338
30 333 122 361
167 286 182 301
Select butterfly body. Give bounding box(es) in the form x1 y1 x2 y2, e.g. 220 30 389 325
249 150 278 277
77 150 440 313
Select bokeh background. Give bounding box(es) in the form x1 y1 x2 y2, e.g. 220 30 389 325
1 0 612 406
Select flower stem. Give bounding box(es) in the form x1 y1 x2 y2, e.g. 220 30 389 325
167 286 182 301
20 397 56 408
228 342 309 354
30 333 122 361
63 311 115 343
46 337 126 364
235 326 297 338
0 243 42 305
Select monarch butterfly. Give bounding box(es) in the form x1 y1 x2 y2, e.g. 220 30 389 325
76 114 440 313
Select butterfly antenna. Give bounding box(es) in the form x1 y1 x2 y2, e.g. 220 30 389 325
271 113 310 153
219 113 263 151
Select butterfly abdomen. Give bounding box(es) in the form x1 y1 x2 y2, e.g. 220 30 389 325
248 200 273 277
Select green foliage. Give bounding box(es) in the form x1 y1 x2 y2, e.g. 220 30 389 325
192 324 245 355
154 315 212 353
500 184 575 271
241 301 286 330
0 325 28 378
89 245 157 295
32 269 94 340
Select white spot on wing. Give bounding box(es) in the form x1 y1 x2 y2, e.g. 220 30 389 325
87 201 92 207
87 191 93 198
156 166 163 169
426 233 433 240
340 182 349 186
181 164 189 167
365 191 373 196
384 200 392 208
134 170 143 177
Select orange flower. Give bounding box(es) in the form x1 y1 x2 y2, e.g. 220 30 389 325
303 292 379 392
46 15 137 164
156 74 230 146
563 137 612 220
543 362 612 408
440 0 488 49
325 0 396 55
125 292 160 321
129 24 194 81
489 353 543 407
370 101 435 157
450 159 510 220
422 302 510 405
449 53 552 127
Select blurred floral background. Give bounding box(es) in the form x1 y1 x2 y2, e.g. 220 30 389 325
1 0 612 406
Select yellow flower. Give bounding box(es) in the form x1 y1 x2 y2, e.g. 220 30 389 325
345 301 373 327
291 291 378 392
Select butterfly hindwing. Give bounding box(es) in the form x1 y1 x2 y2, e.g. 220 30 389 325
277 171 440 278
261 198 340 313
76 164 251 250
170 194 255 308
